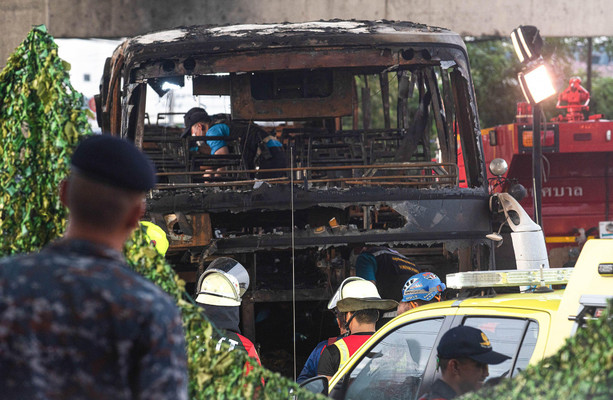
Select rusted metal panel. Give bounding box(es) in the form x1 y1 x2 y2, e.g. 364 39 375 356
167 213 212 250
361 76 371 130
121 21 462 67
133 83 147 147
380 73 391 129
231 71 353 120
193 75 231 95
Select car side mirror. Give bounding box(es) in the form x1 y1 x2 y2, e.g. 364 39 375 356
299 375 329 396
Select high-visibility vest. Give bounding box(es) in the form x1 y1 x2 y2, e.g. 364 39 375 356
332 334 372 371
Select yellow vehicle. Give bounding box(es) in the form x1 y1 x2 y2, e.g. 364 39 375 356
302 239 613 399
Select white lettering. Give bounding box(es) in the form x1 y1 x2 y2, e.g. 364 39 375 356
515 186 583 198
216 337 239 352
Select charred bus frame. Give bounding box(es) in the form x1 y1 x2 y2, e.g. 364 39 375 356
96 20 492 373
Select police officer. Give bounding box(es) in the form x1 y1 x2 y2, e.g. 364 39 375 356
355 246 419 302
317 277 397 379
420 326 510 400
195 257 261 365
0 135 188 399
397 272 446 316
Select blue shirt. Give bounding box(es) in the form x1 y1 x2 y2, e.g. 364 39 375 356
206 123 230 154
297 337 339 383
355 252 378 280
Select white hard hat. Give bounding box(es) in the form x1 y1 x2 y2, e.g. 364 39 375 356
328 276 364 310
329 277 398 312
195 258 249 306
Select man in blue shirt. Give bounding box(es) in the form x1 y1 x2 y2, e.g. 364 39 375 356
182 107 286 178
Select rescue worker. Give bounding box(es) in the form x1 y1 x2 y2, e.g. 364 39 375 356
296 277 363 383
419 326 510 400
316 277 397 379
397 272 446 316
182 107 286 178
355 246 420 302
0 135 188 399
195 257 261 365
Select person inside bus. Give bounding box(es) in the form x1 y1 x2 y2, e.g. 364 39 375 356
182 107 286 179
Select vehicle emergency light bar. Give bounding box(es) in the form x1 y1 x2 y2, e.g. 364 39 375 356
446 268 574 289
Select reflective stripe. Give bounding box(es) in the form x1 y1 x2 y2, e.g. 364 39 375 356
334 340 351 370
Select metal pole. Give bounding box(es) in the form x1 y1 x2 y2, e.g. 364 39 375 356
587 37 593 94
532 103 543 227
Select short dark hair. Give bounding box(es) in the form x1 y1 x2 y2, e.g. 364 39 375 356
438 357 483 373
352 309 379 324
438 357 452 372
67 172 143 232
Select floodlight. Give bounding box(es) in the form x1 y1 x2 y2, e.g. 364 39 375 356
518 64 556 104
510 25 543 64
489 158 508 177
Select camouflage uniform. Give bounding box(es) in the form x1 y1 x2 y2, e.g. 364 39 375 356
0 238 188 400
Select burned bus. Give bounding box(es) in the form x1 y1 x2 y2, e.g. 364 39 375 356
96 20 506 374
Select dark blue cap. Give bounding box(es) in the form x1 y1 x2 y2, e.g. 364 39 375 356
181 107 211 138
71 134 157 191
437 326 510 365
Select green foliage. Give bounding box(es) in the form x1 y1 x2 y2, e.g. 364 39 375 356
461 300 613 400
589 77 613 119
466 38 524 128
0 25 91 255
125 229 326 400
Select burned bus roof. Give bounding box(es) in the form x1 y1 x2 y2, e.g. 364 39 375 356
116 20 468 73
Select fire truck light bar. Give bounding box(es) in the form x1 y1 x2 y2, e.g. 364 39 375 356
446 268 574 289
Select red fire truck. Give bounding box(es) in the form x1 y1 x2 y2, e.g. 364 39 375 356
481 77 613 267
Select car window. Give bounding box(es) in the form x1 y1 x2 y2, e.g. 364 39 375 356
512 320 538 376
462 317 538 380
343 318 444 400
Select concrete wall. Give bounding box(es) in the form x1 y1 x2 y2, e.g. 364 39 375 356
2 0 612 67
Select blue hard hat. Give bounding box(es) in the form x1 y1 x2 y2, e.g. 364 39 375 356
401 272 446 302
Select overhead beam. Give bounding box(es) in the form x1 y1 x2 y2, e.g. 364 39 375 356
2 0 612 68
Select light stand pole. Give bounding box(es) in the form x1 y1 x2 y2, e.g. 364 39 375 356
531 103 543 227
511 25 554 229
